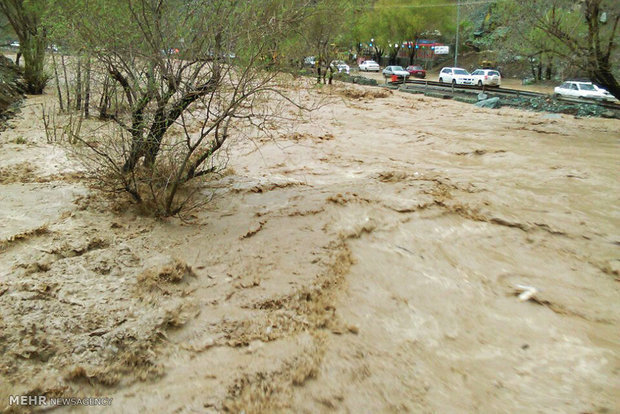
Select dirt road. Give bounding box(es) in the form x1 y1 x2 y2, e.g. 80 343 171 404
0 84 618 413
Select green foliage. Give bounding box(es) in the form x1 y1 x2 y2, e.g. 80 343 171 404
0 0 50 93
354 0 456 63
0 13 15 43
494 0 619 96
300 0 359 83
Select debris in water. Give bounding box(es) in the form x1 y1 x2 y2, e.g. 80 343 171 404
514 284 538 302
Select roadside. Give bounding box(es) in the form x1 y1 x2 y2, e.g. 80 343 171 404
354 69 556 94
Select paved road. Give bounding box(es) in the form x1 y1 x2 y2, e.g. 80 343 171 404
354 68 555 94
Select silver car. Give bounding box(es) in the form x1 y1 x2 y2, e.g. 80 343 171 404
382 65 410 80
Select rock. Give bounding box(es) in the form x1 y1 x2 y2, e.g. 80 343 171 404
348 75 378 86
475 97 501 109
0 54 25 126
477 92 488 101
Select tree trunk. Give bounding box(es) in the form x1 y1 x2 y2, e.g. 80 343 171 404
99 76 111 119
84 57 91 118
51 51 64 111
61 55 71 109
373 47 383 65
75 57 82 111
389 47 400 65
584 0 620 98
21 35 47 94
408 43 418 66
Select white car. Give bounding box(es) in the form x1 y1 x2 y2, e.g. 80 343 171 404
438 67 475 85
471 69 501 87
10 41 19 48
554 81 615 101
331 60 350 74
359 60 380 72
382 65 410 80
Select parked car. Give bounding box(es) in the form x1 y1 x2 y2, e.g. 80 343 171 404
9 41 19 48
553 81 616 101
359 60 380 72
304 56 316 67
330 60 350 74
405 65 426 79
382 65 410 80
470 69 501 87
438 67 475 85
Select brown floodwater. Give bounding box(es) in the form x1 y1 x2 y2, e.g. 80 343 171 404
0 84 618 413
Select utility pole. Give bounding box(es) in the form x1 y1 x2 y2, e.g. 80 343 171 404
454 0 460 67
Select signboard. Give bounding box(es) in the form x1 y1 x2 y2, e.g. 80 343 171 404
433 46 449 55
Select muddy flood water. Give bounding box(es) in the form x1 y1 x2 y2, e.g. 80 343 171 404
0 84 618 413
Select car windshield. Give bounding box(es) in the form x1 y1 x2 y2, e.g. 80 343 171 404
365 61 377 64
392 66 404 71
489 71 500 76
578 83 596 91
410 66 422 70
454 69 469 75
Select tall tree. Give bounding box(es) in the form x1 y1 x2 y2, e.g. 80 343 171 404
355 0 456 66
497 0 619 98
302 0 357 84
401 0 453 65
0 0 48 94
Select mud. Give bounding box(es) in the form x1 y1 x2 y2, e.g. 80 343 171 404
0 85 618 413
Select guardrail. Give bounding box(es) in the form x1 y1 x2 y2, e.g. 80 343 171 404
390 79 620 111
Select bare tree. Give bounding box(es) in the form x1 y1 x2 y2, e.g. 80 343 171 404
499 0 619 98
50 0 317 216
303 1 345 84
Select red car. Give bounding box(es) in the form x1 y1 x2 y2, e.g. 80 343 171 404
406 65 426 79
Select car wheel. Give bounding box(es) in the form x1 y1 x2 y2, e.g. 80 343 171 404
452 79 456 86
478 80 483 87
439 77 443 83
